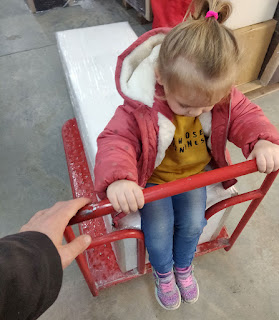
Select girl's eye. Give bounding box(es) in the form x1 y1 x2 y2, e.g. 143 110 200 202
180 104 189 108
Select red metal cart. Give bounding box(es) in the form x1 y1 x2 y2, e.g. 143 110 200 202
62 118 279 297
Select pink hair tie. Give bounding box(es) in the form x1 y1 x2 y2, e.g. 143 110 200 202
205 10 218 20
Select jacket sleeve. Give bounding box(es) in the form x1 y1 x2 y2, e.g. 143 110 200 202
94 105 142 197
228 87 279 158
0 231 63 320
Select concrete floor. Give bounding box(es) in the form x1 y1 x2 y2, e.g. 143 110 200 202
0 1 279 319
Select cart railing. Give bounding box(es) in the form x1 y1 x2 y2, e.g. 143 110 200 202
69 160 278 233
68 159 278 273
63 118 279 296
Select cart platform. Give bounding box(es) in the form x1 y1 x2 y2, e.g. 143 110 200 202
62 118 278 296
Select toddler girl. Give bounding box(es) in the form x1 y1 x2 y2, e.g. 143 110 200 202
94 0 279 310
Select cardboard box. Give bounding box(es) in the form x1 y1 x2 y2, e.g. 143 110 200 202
26 0 67 13
234 19 277 86
225 0 278 30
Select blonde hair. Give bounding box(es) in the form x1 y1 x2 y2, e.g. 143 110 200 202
157 0 240 103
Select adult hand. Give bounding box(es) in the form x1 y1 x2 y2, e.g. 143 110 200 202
20 198 92 269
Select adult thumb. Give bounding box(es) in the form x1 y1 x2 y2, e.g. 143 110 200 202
59 234 92 269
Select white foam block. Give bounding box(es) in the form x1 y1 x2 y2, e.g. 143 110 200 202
56 22 138 180
56 22 138 272
225 0 278 30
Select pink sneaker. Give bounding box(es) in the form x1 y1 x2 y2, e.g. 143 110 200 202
153 269 181 310
174 265 199 303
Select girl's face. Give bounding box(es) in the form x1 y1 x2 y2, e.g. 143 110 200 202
155 68 227 117
165 90 215 117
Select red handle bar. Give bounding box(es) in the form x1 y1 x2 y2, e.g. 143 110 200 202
68 159 269 226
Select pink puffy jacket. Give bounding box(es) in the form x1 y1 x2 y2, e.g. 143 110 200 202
94 28 279 199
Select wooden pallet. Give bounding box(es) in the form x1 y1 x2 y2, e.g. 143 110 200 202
237 80 279 100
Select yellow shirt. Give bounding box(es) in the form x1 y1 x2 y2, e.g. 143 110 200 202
148 115 211 184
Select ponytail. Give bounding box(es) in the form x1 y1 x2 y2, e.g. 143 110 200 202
158 0 240 101
185 0 232 24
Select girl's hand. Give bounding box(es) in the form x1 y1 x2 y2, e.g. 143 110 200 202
247 140 279 174
107 180 145 214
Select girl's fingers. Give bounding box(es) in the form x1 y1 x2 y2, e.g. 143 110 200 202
264 153 274 174
106 181 145 214
117 192 130 214
247 151 255 161
108 193 121 213
273 155 279 172
124 190 138 213
256 153 266 173
133 187 145 209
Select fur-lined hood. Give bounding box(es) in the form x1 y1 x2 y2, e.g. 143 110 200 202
115 28 168 110
115 28 213 167
94 28 279 197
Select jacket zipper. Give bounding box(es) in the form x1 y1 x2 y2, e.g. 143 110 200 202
224 98 232 166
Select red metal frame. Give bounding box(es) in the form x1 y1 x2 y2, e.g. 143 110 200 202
62 119 278 296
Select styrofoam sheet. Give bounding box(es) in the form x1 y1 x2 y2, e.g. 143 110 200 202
56 22 138 273
56 22 138 180
225 0 278 30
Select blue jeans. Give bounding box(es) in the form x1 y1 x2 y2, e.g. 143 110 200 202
140 184 207 274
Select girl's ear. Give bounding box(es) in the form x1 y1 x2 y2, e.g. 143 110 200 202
154 67 164 86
